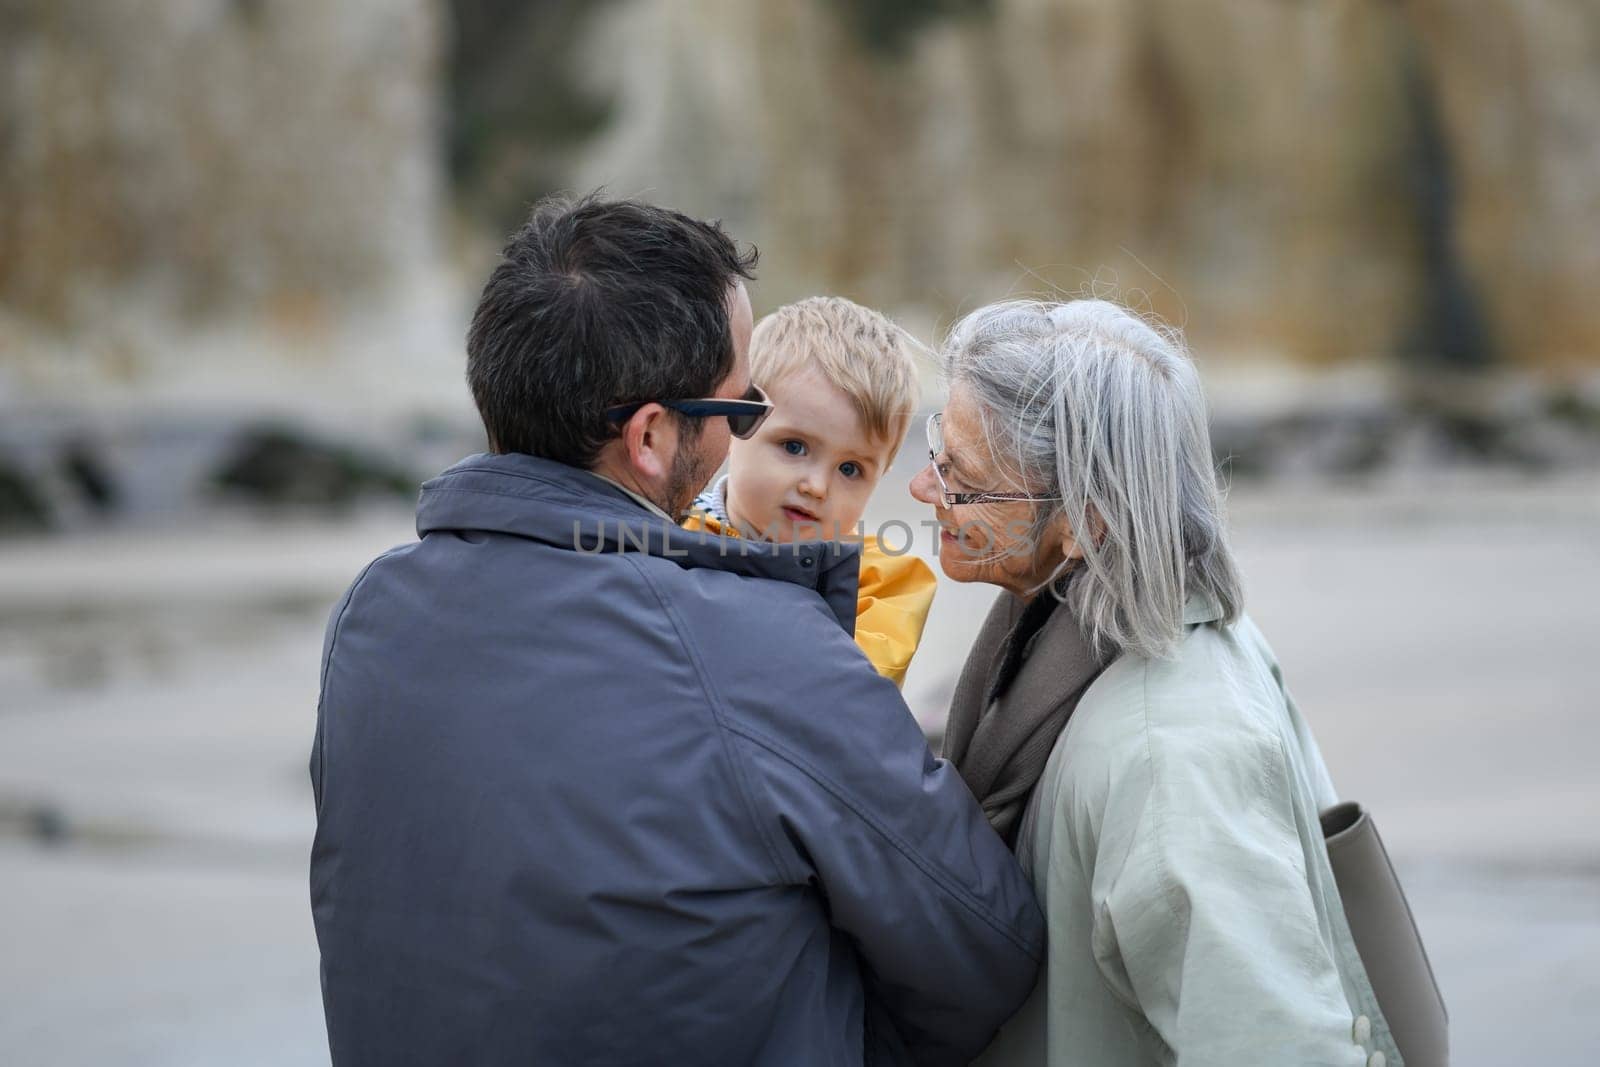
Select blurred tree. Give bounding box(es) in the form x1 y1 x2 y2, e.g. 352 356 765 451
1404 0 1600 371
447 0 619 233
1399 28 1494 371
825 0 992 57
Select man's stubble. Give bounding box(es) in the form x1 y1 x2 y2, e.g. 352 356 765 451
662 419 721 520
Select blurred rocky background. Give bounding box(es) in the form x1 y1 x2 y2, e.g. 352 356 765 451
1 2 1597 1064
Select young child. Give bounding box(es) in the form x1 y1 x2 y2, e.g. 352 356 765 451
685 296 936 688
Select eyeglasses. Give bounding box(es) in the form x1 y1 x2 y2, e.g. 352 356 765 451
926 412 1060 507
605 384 773 440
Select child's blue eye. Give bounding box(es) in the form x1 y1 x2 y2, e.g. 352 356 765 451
839 461 862 479
781 440 807 457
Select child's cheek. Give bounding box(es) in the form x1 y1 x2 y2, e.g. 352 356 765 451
726 436 755 470
742 450 788 513
727 439 769 494
837 476 882 535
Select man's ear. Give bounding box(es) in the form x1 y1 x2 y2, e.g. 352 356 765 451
620 404 675 482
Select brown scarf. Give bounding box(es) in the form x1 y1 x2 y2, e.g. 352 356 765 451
941 590 1108 846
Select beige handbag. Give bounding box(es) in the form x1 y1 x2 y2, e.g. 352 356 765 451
1321 802 1450 1067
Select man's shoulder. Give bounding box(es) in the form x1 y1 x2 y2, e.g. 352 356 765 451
641 549 858 658
326 540 421 620
643 551 908 713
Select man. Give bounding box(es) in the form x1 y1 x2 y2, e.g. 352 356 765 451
309 195 1043 1065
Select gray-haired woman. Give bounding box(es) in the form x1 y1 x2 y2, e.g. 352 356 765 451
910 299 1395 1066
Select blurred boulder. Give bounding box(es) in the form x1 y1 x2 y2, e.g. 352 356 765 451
212 426 419 508
1211 379 1600 484
0 455 52 532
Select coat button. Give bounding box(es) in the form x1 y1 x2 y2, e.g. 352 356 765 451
800 556 814 567
1352 1015 1372 1045
1366 1053 1386 1067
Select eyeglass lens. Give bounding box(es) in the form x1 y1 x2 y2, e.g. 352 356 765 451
925 413 956 502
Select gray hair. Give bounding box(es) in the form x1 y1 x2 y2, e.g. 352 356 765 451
942 298 1242 660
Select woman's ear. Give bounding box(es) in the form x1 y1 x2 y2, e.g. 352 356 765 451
1058 506 1107 561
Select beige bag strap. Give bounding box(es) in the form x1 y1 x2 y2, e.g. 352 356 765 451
1321 802 1450 1067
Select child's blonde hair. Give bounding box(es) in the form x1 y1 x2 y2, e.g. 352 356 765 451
749 296 923 452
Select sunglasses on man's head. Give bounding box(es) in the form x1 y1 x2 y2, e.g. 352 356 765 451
605 384 773 440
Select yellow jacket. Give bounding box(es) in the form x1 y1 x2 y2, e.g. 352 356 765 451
682 510 936 687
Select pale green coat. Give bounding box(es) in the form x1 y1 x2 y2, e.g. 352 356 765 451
976 596 1400 1067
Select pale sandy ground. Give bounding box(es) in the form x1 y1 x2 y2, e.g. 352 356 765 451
1 465 1597 1065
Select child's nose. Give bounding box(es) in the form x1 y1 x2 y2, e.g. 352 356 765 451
798 466 828 500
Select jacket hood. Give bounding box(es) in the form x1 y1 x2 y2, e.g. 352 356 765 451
416 453 861 634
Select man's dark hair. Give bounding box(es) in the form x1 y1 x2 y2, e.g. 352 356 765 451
466 193 758 467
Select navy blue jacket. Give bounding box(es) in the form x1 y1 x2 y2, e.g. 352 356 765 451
310 453 1044 1065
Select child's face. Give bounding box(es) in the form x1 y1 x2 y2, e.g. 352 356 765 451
724 366 897 543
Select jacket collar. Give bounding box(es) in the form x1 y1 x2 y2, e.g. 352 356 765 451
415 453 861 634
1182 588 1224 625
691 474 733 527
955 582 1224 707
587 470 674 522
